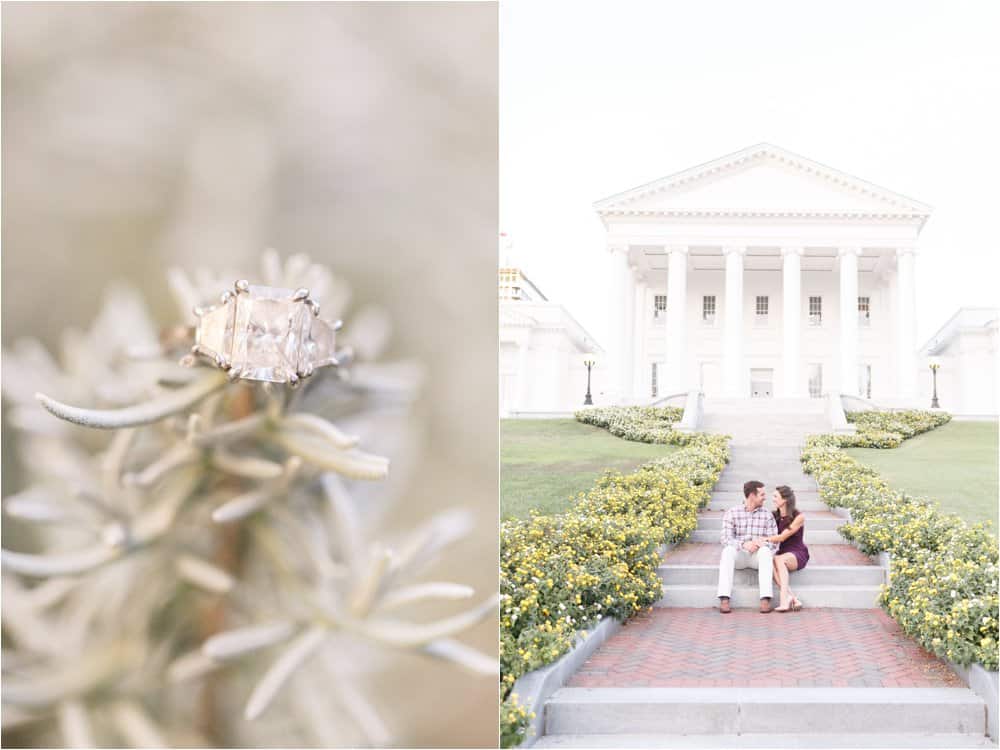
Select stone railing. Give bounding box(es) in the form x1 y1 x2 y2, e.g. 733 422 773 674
827 392 857 434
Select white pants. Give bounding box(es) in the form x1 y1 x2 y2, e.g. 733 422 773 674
716 545 774 600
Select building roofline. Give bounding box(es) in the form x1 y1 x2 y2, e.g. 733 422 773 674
593 143 933 224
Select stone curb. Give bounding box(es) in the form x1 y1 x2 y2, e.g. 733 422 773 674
947 661 1000 741
509 543 674 748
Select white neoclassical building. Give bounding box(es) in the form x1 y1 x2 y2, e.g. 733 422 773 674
499 266 606 417
919 307 999 417
597 143 930 407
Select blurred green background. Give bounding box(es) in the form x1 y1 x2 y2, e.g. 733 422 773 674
1 2 498 746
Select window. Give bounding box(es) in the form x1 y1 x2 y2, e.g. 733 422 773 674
808 296 823 326
651 363 658 398
755 295 769 326
653 294 667 319
702 295 716 325
808 363 823 398
858 296 871 327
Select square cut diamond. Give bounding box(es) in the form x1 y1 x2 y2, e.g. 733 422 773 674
230 285 312 383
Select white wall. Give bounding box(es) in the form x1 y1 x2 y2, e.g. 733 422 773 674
499 301 607 415
635 266 898 401
917 327 999 416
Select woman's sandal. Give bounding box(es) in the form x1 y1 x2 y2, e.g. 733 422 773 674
790 597 803 611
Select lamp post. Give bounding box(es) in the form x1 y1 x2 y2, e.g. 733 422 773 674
928 356 942 409
583 357 596 405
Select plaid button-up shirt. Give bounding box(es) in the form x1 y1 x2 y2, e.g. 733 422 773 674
720 504 779 553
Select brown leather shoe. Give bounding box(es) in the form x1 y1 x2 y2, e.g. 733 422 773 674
719 597 731 614
759 597 772 614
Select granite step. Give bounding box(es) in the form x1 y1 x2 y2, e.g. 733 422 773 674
689 529 847 545
533 732 995 748
543 687 987 737
655 582 879 608
696 511 846 532
658 563 885 586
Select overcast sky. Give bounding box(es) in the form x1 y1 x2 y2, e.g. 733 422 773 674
500 0 1000 351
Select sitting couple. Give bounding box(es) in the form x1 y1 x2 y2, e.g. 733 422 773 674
717 480 810 614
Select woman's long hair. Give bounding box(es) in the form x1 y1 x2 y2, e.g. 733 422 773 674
774 484 799 522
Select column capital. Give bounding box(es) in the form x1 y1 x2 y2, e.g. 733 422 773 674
781 246 803 257
722 245 746 256
665 245 688 255
838 246 862 258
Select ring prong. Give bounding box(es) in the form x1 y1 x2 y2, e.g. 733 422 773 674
220 290 234 304
306 299 320 316
227 367 242 381
191 344 201 355
235 279 250 294
287 371 300 386
292 288 310 301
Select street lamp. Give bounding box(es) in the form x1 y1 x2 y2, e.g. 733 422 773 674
583 356 597 406
928 356 942 409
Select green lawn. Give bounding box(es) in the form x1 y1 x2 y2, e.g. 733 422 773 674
845 419 999 533
501 419 678 520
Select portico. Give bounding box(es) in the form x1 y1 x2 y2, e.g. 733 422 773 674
596 144 930 406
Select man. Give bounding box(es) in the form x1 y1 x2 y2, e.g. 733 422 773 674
716 480 779 614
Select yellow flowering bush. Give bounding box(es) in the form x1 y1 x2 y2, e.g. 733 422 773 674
500 693 535 749
801 411 998 670
834 409 952 448
499 427 728 744
575 405 694 445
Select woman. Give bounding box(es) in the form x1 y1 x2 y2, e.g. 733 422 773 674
760 485 809 612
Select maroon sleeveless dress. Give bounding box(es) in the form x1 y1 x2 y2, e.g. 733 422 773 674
775 512 809 570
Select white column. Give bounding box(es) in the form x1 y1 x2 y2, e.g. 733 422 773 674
516 337 532 412
838 247 861 395
623 265 637 403
722 246 745 397
665 246 689 394
896 248 918 400
633 277 647 399
608 244 630 403
781 247 803 397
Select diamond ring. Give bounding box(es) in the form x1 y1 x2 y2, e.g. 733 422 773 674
188 280 342 385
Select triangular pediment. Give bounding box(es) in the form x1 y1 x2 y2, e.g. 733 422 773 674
595 143 931 218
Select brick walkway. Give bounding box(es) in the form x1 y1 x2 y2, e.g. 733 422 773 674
567 608 962 688
662 542 874 566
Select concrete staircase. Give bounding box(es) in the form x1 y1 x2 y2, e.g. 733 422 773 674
531 423 994 748
658 443 881 609
700 397 831 446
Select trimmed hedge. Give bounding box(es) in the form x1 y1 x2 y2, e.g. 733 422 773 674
831 409 953 448
499 428 728 747
574 405 701 445
801 412 998 671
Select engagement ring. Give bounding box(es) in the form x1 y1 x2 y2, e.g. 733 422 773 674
188 280 343 384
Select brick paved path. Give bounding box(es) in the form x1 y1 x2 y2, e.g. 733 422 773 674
567 607 963 689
